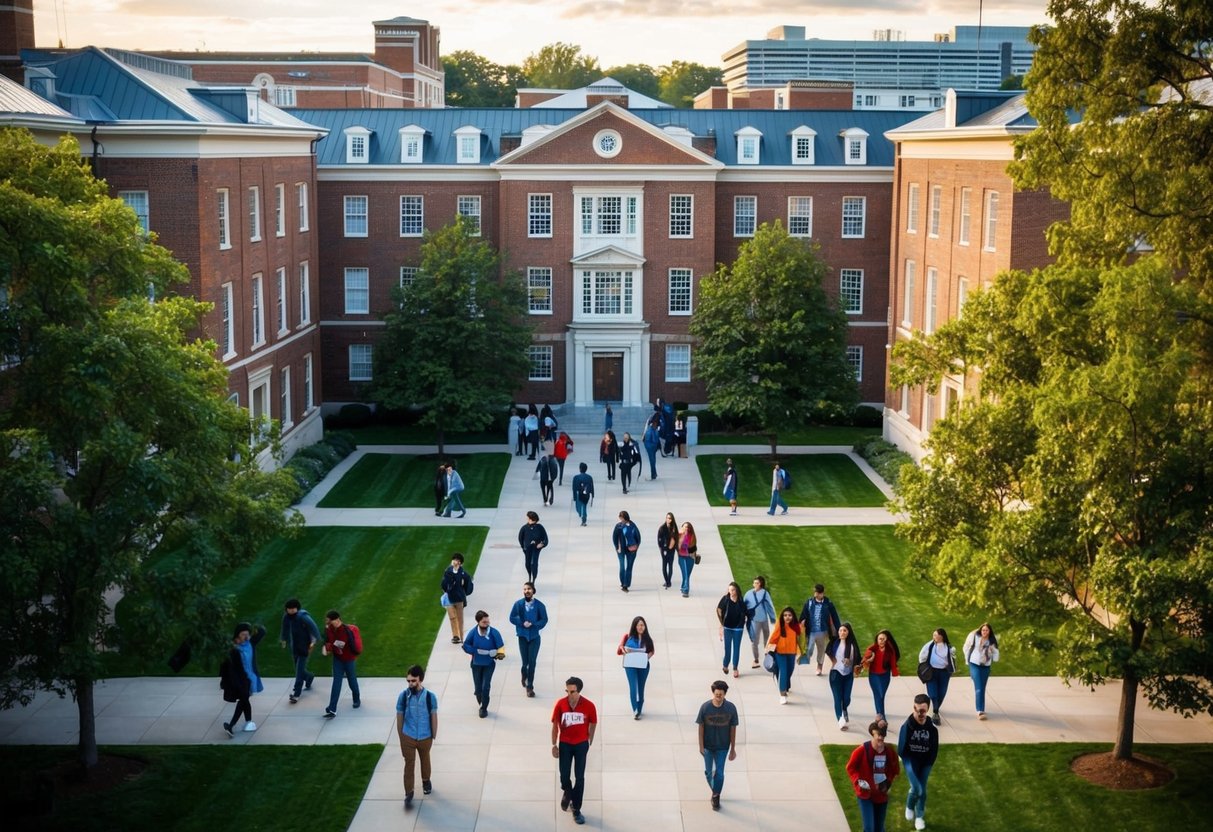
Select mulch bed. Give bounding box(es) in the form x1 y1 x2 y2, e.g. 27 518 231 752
1070 751 1175 790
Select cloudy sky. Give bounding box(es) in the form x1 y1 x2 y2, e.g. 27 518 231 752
36 1 1051 67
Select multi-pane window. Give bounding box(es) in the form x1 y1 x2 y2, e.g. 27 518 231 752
276 267 288 334
297 182 309 232
846 345 863 381
527 267 553 314
841 196 866 238
581 270 634 316
958 188 971 245
734 196 757 237
788 196 813 237
665 344 691 383
925 267 938 334
303 354 314 412
579 195 638 236
273 86 296 107
250 274 264 346
344 195 368 237
984 191 1000 251
279 367 292 428
839 269 864 314
348 133 367 162
217 188 230 249
739 135 759 163
274 183 285 236
349 344 373 381
528 345 553 381
344 267 369 314
668 268 692 315
119 190 149 233
902 260 916 326
906 183 919 233
793 135 814 163
248 186 261 241
221 282 235 357
400 266 418 289
457 195 481 236
669 195 693 238
929 185 942 237
400 196 424 236
298 261 310 325
847 138 864 162
957 277 969 319
528 194 552 237
597 196 621 234
458 135 478 163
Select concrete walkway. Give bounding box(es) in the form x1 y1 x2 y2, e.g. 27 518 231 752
2 434 1211 832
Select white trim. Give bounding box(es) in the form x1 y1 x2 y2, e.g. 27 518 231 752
718 167 893 183
221 324 319 371
892 138 1020 160
318 319 388 328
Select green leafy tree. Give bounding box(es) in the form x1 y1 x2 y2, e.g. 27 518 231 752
689 221 857 455
442 50 523 108
602 63 661 100
0 129 300 771
658 61 723 108
374 218 531 457
521 42 600 90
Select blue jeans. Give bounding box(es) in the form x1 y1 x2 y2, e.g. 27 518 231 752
702 747 729 795
969 663 991 712
857 797 889 832
443 490 465 516
768 490 788 514
574 497 588 523
327 658 360 711
868 671 891 717
518 636 540 690
773 653 796 693
558 741 589 812
471 661 495 709
904 761 932 820
660 551 674 586
292 653 315 698
617 550 637 588
926 668 952 712
678 555 694 594
829 669 854 719
624 665 649 714
645 445 658 476
524 548 541 583
722 628 743 670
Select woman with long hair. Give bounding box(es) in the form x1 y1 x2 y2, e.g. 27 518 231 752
599 430 618 482
617 615 656 719
917 627 956 725
767 606 802 705
961 622 1000 720
656 512 679 589
862 629 901 722
676 521 697 597
717 582 747 677
826 622 861 730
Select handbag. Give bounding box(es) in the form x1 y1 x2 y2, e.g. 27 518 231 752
916 660 934 683
762 651 777 674
693 552 701 565
440 592 451 608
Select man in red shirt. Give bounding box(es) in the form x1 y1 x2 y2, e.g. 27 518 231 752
551 676 597 826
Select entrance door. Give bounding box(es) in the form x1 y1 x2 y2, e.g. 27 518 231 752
592 354 623 403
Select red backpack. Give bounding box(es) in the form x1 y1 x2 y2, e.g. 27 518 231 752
345 624 363 657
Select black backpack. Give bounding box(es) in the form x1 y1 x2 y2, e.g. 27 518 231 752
576 478 591 503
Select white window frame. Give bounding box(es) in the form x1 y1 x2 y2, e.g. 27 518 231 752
275 267 288 335
984 191 1000 252
344 126 371 164
528 345 553 381
578 194 639 237
579 269 636 318
841 127 869 165
349 344 373 382
839 268 864 314
399 125 425 164
527 267 553 314
787 196 813 237
457 195 482 236
248 186 261 242
735 126 762 165
925 267 938 334
249 369 272 441
221 282 235 359
455 126 482 164
279 366 292 430
274 183 285 237
344 267 370 314
400 266 419 289
297 182 309 232
303 353 314 412
298 261 311 326
344 195 368 238
846 345 863 381
957 276 969 319
668 268 693 315
900 384 910 415
217 188 231 250
791 125 816 165
400 195 424 237
958 187 971 246
669 194 693 238
841 196 866 238
929 185 942 238
906 183 919 233
902 260 916 327
119 190 149 233
528 194 553 238
665 344 691 383
734 195 757 237
250 274 265 348
273 86 296 108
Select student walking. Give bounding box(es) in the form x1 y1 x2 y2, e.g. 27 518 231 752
744 576 776 669
618 432 641 493
322 610 362 718
723 458 738 515
767 606 802 704
536 452 558 506
463 610 505 718
553 432 573 485
846 721 900 832
717 582 747 677
441 553 474 644
799 583 841 674
220 622 265 736
696 680 740 811
827 622 861 730
518 511 549 586
612 510 642 592
862 629 901 722
917 628 956 725
603 403 613 432
642 417 661 479
524 410 540 459
656 513 679 589
616 616 655 719
552 677 597 826
396 664 439 811
898 694 939 831
599 430 618 482
676 521 698 597
442 462 466 518
570 463 594 526
962 622 1000 720
279 599 320 704
433 463 448 516
767 460 789 515
509 582 548 698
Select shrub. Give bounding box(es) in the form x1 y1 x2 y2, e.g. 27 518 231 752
852 405 883 428
853 438 915 491
286 432 358 504
323 431 357 457
324 403 373 430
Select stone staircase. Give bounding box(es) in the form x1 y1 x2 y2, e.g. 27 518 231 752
549 404 658 439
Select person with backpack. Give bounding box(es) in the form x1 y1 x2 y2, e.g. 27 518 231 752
898 694 939 831
509 582 548 698
463 610 505 718
570 463 595 526
846 720 901 832
396 664 439 811
767 460 789 516
612 510 642 592
441 553 474 644
220 621 265 736
800 583 842 675
279 598 320 704
618 432 641 494
321 609 362 718
535 452 558 506
743 576 777 669
553 432 574 486
518 511 549 586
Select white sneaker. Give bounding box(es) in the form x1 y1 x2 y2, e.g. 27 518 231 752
779 694 788 705
915 818 926 830
905 808 915 821
838 716 848 730
243 721 257 732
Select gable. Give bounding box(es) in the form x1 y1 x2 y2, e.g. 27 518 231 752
499 110 716 168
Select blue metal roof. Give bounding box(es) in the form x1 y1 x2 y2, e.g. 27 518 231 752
293 106 921 168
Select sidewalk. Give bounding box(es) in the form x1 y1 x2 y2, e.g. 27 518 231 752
2 435 1211 831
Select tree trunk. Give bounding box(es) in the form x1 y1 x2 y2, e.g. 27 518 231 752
76 677 98 770
436 425 446 460
1111 617 1146 760
767 433 778 459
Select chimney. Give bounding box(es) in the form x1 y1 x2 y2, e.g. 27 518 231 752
1 0 35 83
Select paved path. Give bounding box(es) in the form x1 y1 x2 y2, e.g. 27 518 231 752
3 434 1211 832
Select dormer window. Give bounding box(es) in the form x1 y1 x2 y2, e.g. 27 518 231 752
455 126 482 164
735 126 762 165
840 127 869 165
791 125 816 165
399 125 425 164
344 126 371 164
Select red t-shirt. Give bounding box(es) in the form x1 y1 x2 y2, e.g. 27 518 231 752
552 696 597 745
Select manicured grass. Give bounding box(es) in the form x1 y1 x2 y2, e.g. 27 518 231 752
107 526 486 677
698 425 881 445
0 745 380 832
697 453 888 508
719 525 1054 675
318 452 510 508
820 743 1213 832
344 424 507 445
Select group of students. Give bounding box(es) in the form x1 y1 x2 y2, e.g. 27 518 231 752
614 511 699 596
510 403 560 460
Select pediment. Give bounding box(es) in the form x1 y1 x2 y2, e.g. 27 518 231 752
570 245 647 268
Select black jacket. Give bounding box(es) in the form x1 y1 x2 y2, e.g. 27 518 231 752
441 566 474 604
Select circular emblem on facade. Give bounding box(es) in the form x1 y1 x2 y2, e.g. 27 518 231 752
594 129 622 158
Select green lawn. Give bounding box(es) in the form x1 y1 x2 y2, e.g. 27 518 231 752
697 453 888 508
698 426 881 446
0 745 380 832
344 424 507 445
318 452 511 508
107 526 486 677
821 743 1213 832
719 525 1054 675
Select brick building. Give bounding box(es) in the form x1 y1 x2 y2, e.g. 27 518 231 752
883 90 1069 459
